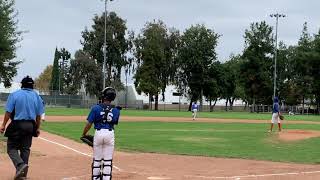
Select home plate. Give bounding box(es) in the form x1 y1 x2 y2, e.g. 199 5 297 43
147 177 172 180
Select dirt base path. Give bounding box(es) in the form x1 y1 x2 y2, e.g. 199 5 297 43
1 131 320 180
39 115 320 125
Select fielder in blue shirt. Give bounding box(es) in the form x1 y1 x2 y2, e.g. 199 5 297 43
269 96 282 132
192 102 199 120
0 76 44 180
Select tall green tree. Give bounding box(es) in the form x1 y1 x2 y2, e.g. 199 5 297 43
218 63 236 111
278 44 301 106
59 48 71 94
293 22 313 114
240 21 274 112
310 29 320 114
203 61 222 112
223 54 244 110
67 50 102 96
176 24 219 111
0 0 22 87
81 12 130 91
161 28 180 102
50 47 60 92
133 20 178 110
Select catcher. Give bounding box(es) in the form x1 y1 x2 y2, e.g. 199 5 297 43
81 87 121 180
269 96 283 132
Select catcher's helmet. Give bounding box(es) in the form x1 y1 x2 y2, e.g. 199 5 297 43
101 87 116 101
21 75 34 89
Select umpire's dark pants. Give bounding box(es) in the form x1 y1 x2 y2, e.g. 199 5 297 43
6 121 34 170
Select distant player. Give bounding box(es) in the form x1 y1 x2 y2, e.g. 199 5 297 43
269 96 281 132
289 111 295 116
191 102 199 120
82 87 121 180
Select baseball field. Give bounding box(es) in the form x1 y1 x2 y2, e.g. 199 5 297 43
1 108 320 180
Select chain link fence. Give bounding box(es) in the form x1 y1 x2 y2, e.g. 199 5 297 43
0 89 317 114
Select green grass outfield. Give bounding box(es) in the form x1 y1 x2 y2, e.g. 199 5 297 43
42 121 320 164
1 107 319 121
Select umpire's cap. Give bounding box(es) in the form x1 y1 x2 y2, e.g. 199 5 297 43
21 75 34 89
101 87 116 101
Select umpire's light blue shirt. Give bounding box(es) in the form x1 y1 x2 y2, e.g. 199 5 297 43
5 88 44 120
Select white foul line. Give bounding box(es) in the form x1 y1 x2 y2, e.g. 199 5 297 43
38 137 122 172
185 170 320 179
61 174 89 180
38 138 320 179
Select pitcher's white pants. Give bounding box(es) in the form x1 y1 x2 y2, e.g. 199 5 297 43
192 109 198 120
92 129 114 180
271 113 280 124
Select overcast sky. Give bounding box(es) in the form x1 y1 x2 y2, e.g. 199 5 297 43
13 0 320 83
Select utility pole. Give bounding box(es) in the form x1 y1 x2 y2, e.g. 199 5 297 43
102 0 108 89
270 13 286 98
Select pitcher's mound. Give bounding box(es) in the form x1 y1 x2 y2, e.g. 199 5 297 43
278 130 320 141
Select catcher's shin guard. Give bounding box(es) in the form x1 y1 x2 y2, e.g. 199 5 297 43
102 159 113 180
92 159 102 180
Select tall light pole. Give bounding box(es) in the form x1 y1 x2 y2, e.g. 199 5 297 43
102 0 114 89
125 67 128 108
270 13 286 99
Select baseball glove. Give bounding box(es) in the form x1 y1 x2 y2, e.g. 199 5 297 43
80 135 94 147
279 114 285 120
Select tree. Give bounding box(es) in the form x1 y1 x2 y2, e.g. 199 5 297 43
49 47 60 92
310 29 320 114
81 12 130 91
176 24 220 111
67 50 103 96
240 21 274 112
133 20 178 110
223 54 244 110
278 45 301 106
35 65 53 92
58 48 71 94
293 22 313 114
161 28 180 102
203 61 222 112
0 0 22 87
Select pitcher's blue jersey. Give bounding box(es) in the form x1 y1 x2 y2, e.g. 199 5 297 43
192 104 198 110
272 103 279 113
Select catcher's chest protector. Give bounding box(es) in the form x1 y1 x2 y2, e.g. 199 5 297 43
101 105 112 124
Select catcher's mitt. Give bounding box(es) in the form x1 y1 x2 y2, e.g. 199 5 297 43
80 135 94 147
279 114 285 120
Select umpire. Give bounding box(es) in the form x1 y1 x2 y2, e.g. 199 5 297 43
0 76 44 180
